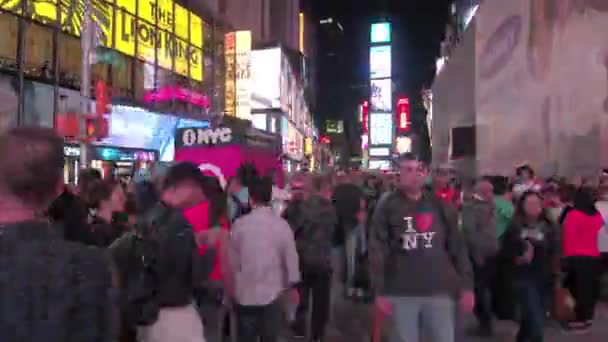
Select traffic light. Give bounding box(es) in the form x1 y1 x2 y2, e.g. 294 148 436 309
397 97 410 132
95 80 111 116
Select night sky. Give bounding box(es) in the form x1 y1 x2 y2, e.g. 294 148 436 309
309 0 450 119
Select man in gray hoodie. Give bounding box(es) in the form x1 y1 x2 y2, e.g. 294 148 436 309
369 153 474 342
462 176 498 336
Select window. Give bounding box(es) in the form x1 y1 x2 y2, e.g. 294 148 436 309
111 55 133 97
58 34 82 89
0 14 19 70
24 23 54 80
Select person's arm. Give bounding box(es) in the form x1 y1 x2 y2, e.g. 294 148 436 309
281 221 301 287
368 193 391 294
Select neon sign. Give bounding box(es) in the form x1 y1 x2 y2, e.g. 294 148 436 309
143 85 210 108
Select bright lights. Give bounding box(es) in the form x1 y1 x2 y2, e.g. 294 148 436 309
371 22 391 43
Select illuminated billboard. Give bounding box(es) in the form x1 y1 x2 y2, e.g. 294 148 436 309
251 48 281 109
224 33 236 116
1 0 204 81
371 22 391 43
370 79 392 112
369 113 393 145
235 31 252 120
370 45 391 79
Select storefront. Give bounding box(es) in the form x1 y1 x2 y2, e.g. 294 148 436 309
0 0 227 128
90 146 157 181
175 120 282 187
63 144 81 184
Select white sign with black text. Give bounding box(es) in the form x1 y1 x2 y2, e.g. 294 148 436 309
182 128 233 146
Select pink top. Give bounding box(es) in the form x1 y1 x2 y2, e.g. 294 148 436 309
183 201 229 281
562 210 603 258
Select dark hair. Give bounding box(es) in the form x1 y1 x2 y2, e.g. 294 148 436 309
516 165 535 178
513 190 549 225
237 163 258 188
249 176 272 205
201 175 228 227
0 127 64 208
163 162 205 190
572 187 598 216
78 168 102 192
559 184 576 203
491 176 512 195
82 179 122 210
135 181 159 214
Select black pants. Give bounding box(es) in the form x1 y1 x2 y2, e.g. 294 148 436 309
294 270 332 340
564 256 601 323
473 259 495 330
236 299 283 342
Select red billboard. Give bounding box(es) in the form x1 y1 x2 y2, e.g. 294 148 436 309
397 97 410 132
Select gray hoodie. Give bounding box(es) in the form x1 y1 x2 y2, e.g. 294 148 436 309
368 190 473 297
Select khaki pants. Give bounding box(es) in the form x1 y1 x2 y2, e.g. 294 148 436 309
137 303 206 342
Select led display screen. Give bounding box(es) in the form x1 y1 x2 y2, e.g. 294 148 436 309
251 48 281 109
371 22 391 43
370 45 391 79
369 113 393 145
370 79 392 112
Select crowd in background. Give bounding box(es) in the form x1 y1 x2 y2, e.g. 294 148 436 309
1 127 608 342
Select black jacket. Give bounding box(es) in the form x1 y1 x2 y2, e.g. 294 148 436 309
0 221 115 342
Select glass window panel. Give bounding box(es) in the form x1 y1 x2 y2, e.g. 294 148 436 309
115 8 135 56
58 34 82 89
189 14 202 48
0 0 22 14
115 0 135 14
0 14 19 68
111 55 132 97
174 4 188 40
28 0 58 25
155 0 173 32
190 45 202 81
24 23 54 79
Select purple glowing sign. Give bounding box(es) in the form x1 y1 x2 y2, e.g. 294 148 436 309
144 85 211 108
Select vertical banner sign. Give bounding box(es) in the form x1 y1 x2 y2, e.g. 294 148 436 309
397 97 410 132
224 33 236 117
235 31 252 121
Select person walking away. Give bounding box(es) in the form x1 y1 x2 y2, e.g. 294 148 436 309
513 164 541 199
368 153 475 342
283 175 336 341
501 191 559 342
80 179 128 248
346 198 369 299
332 174 364 320
228 176 301 342
431 164 459 209
490 177 516 320
462 177 498 336
109 163 216 342
561 188 604 331
0 128 115 342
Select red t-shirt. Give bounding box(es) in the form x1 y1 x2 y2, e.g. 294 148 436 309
562 210 603 258
183 201 229 281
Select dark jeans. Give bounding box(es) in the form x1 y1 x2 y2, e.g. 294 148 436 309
473 259 495 330
236 299 283 342
294 270 332 340
564 256 601 323
513 278 545 342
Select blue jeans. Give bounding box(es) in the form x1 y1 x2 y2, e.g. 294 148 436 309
387 295 455 342
513 279 545 342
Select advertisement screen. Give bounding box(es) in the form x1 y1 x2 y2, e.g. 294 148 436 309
235 31 252 120
370 45 391 79
252 113 267 130
97 105 208 161
371 22 391 43
370 113 393 145
251 48 281 109
370 79 392 112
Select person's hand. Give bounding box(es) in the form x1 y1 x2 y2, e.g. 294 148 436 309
460 290 475 312
375 296 393 316
516 241 535 264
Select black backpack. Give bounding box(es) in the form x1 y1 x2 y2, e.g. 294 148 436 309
230 194 251 222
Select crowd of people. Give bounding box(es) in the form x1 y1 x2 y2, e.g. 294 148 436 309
0 127 607 342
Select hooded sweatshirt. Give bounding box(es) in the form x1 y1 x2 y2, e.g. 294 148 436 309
462 195 498 263
368 190 473 297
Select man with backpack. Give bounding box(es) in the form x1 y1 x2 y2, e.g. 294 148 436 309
110 162 217 342
283 175 337 341
368 153 474 342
